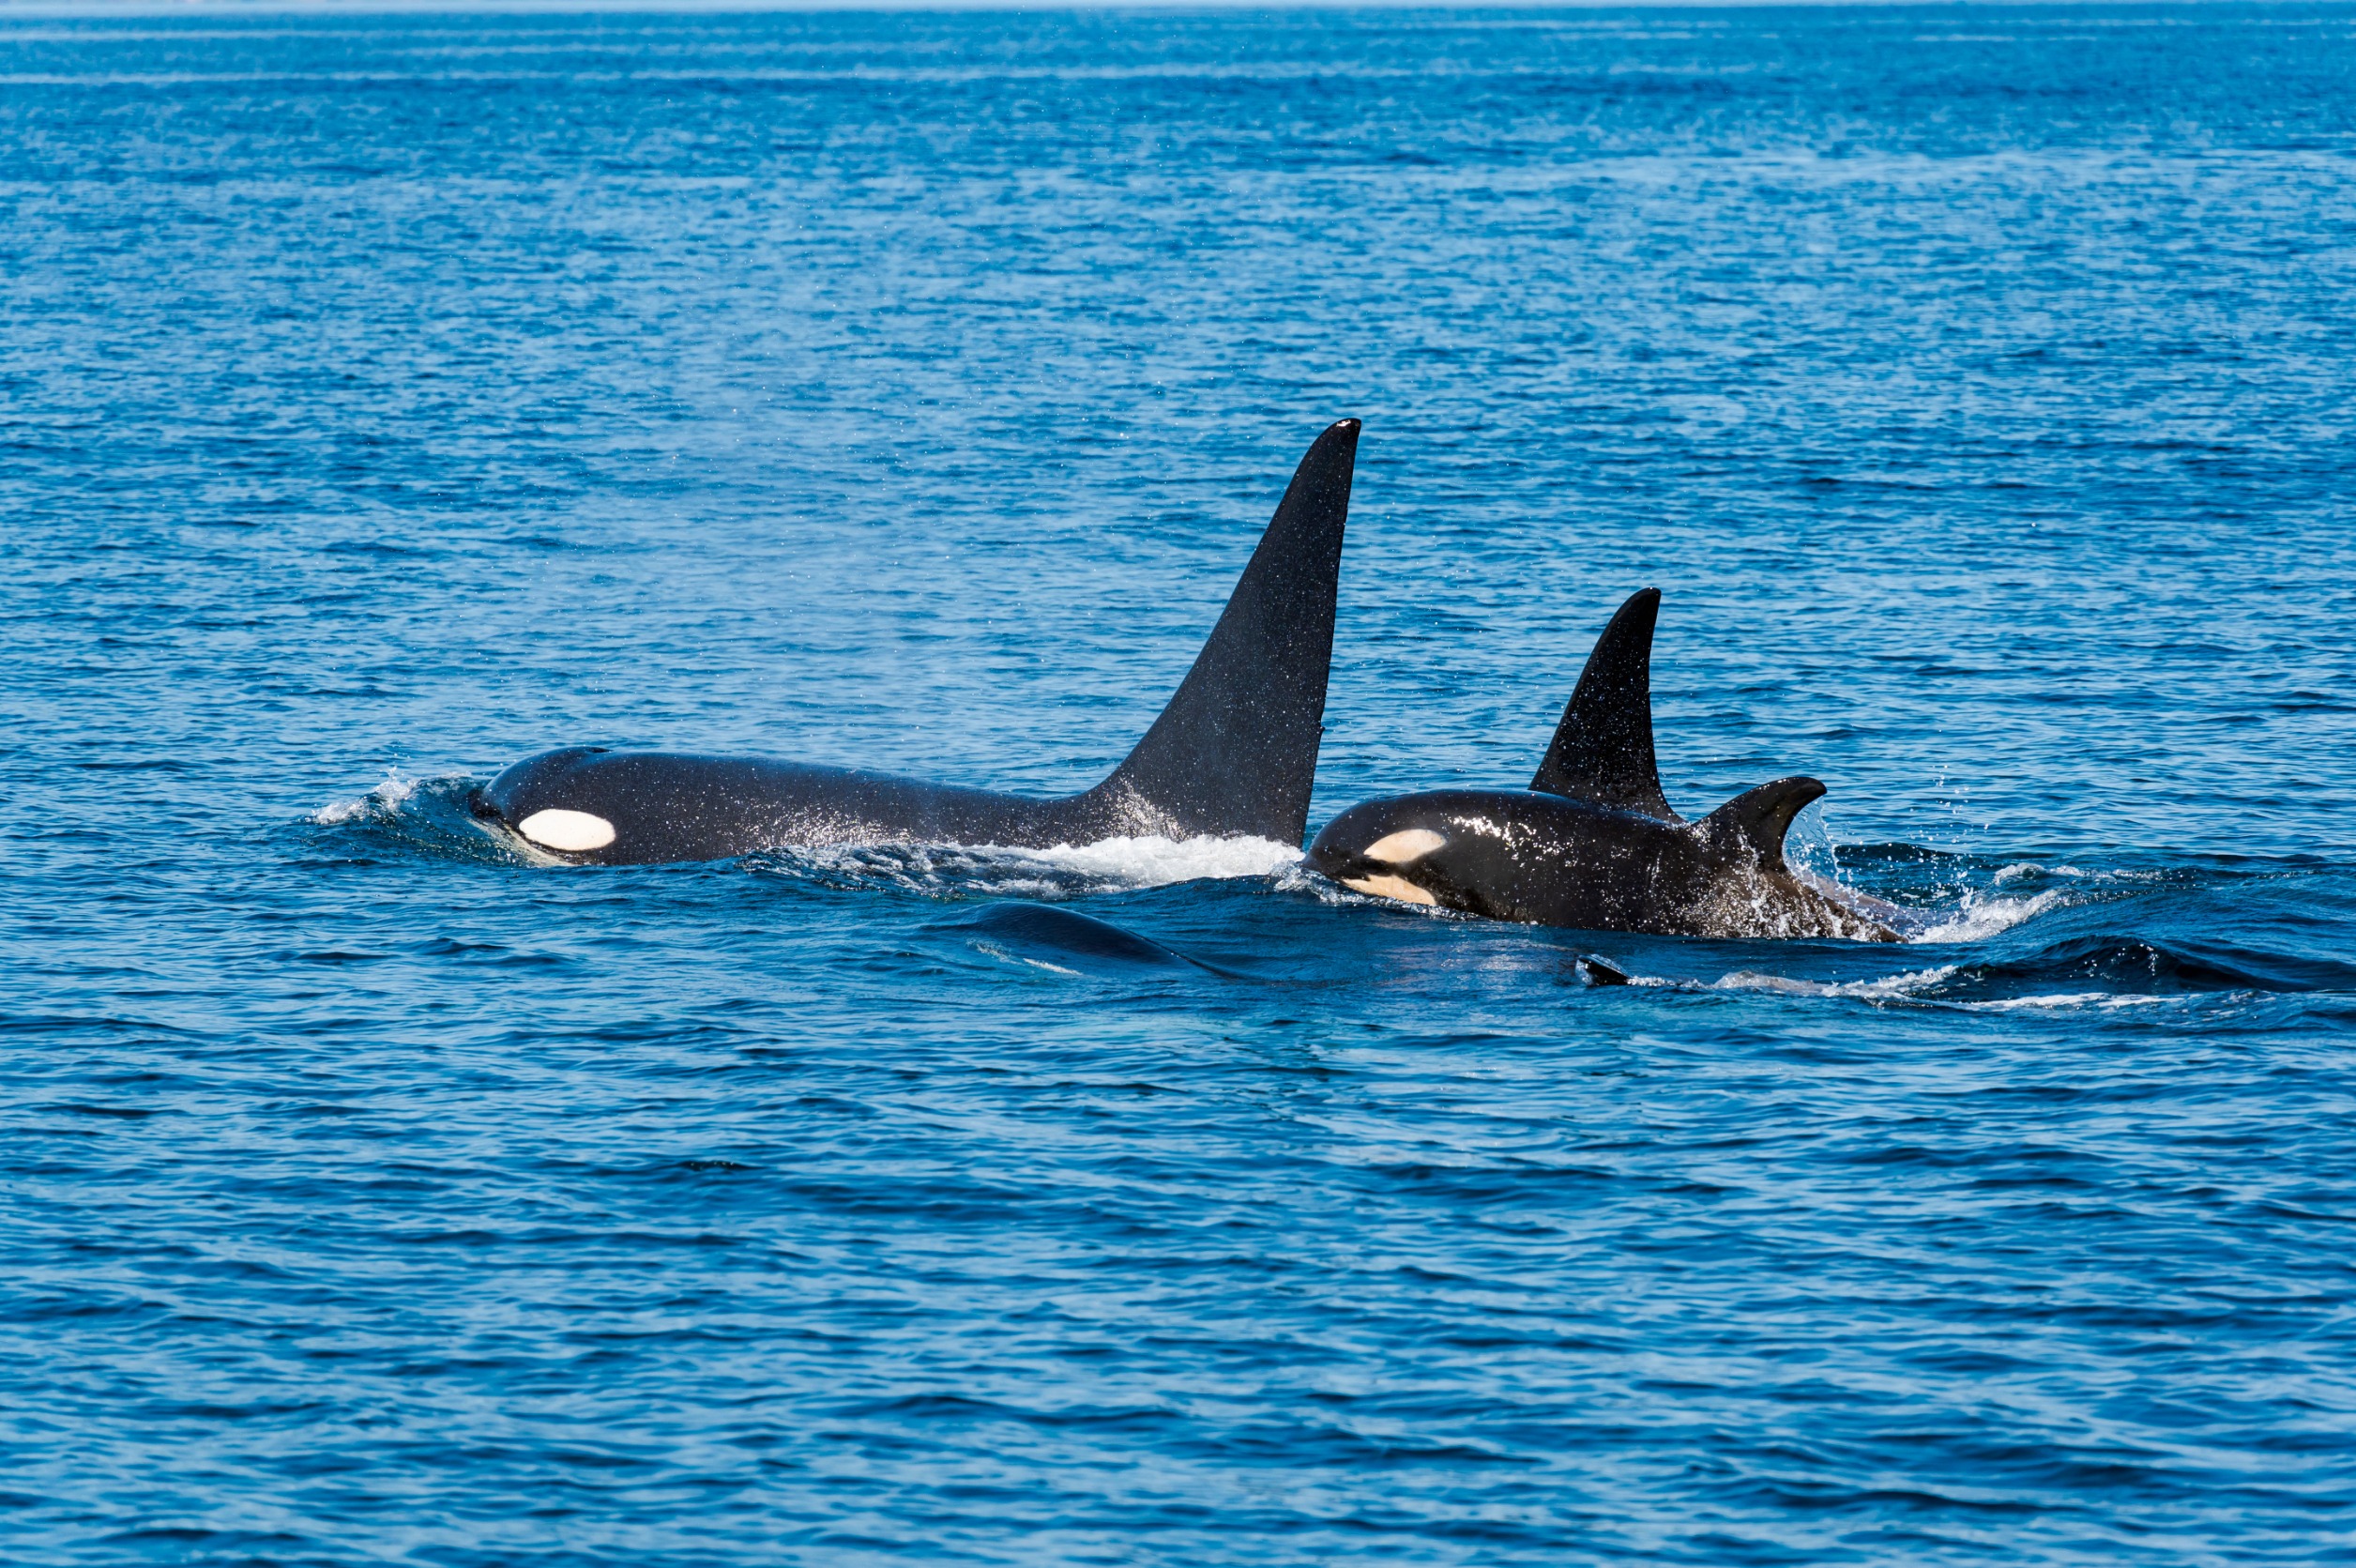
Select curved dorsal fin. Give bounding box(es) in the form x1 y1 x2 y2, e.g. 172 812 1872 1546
1529 587 1678 821
1089 419 1360 845
1699 776 1825 873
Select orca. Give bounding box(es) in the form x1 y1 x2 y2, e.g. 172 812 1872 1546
474 419 1360 866
1306 588 1904 942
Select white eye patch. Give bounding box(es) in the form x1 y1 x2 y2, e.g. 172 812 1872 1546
1342 874 1438 906
517 809 616 852
1362 829 1446 864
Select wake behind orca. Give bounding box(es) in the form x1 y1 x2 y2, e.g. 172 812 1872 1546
475 420 1360 865
1308 588 1905 942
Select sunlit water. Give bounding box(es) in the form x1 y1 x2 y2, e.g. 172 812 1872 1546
5 7 2355 1563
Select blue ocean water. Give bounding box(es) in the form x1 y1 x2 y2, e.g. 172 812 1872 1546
5 4 2356 1561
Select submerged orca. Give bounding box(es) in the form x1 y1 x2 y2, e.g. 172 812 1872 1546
475 419 1360 865
1307 588 1903 942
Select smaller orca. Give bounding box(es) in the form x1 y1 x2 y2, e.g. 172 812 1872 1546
1308 589 1903 942
476 420 1360 865
937 903 1233 977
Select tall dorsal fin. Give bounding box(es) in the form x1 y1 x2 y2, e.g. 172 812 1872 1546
1529 587 1679 821
1699 776 1825 873
1086 419 1360 845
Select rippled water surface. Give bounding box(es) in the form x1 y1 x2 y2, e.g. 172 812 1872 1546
6 6 2356 1563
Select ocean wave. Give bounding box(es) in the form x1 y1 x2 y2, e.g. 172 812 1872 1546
1671 934 2354 1012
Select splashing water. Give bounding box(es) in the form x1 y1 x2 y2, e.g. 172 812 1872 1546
307 772 420 826
751 833 1301 900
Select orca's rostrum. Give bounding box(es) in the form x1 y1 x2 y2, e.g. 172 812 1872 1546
1308 588 1905 942
476 419 1361 865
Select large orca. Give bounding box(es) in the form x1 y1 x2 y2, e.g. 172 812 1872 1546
474 419 1360 865
1306 588 1904 942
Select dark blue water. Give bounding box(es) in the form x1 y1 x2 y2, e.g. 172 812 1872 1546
7 6 2356 1562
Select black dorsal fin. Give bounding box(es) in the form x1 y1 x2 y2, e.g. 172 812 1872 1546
1699 776 1826 873
1529 587 1679 821
1086 419 1360 845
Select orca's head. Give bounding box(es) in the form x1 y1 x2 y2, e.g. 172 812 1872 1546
1306 796 1463 907
471 746 621 861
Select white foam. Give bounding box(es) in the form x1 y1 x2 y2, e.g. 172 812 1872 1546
309 772 418 826
1712 965 1962 1000
1959 992 2117 1012
1000 834 1302 889
1911 887 2068 944
1700 972 2190 1014
775 834 1303 898
1994 860 2090 883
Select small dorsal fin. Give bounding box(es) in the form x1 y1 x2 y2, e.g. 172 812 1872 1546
1529 587 1678 821
1699 776 1825 873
